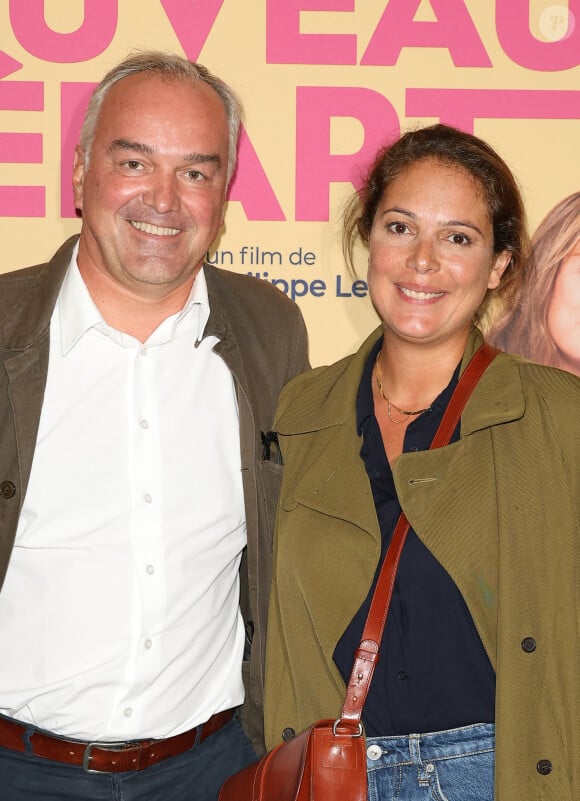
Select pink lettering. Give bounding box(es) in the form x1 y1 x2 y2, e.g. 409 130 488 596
496 0 580 71
0 80 43 111
10 0 117 63
227 126 285 221
0 51 23 78
0 53 43 111
161 0 224 60
266 0 357 65
406 88 580 131
362 0 491 67
0 186 44 217
295 87 399 221
0 59 45 217
61 83 95 217
0 133 42 163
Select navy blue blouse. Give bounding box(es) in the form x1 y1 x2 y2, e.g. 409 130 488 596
333 339 495 737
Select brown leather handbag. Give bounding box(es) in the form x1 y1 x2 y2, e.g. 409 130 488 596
219 344 499 801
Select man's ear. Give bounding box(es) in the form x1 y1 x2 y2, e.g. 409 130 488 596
72 145 85 211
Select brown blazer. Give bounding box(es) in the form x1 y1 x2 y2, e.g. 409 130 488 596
0 235 309 753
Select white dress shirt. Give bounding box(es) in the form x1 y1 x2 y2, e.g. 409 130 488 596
0 247 246 739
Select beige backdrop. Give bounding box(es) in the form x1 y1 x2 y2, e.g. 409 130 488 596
0 0 578 365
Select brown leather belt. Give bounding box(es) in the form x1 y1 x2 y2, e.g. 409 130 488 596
0 708 235 773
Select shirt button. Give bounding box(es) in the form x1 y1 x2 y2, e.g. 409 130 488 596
0 481 16 499
521 637 537 653
537 759 552 775
123 708 133 718
398 671 408 681
144 493 153 504
146 564 155 575
281 728 295 742
145 639 153 649
426 763 434 774
139 348 147 357
140 419 149 429
410 446 419 452
367 744 382 760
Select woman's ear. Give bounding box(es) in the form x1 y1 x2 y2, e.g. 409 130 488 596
488 250 512 290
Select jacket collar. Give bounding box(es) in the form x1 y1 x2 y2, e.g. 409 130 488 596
1 237 223 353
276 327 380 436
277 325 526 437
203 263 231 344
0 236 77 351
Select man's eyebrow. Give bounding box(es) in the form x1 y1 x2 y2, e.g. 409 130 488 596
184 153 222 166
107 139 222 166
107 139 155 156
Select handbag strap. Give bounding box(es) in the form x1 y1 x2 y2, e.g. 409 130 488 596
336 342 499 733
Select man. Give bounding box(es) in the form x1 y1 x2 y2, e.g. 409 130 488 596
0 52 308 801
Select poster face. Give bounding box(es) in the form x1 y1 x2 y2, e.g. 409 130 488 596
0 0 578 366
489 191 580 374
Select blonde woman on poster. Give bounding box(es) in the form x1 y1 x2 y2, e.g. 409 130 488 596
490 192 580 375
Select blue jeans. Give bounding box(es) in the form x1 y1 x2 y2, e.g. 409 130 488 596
366 723 494 801
0 715 256 801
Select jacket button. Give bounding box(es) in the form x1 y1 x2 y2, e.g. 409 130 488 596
282 727 295 742
0 481 16 499
521 637 536 653
536 759 552 775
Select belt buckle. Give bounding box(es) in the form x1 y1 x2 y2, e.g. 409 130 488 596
82 740 139 773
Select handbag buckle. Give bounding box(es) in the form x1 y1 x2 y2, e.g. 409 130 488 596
332 719 363 737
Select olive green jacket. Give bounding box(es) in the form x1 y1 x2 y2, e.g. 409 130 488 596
0 235 309 753
265 326 580 800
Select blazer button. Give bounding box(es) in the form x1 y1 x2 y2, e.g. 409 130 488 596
521 637 537 653
282 727 295 742
0 481 16 499
536 759 552 775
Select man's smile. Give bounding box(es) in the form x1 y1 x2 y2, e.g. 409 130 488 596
129 220 182 236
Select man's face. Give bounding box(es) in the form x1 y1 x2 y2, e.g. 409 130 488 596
73 73 229 299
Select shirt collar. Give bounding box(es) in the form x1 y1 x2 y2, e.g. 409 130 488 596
57 244 211 354
356 337 383 434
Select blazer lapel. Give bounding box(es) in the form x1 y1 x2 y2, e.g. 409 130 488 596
391 350 527 664
288 413 380 542
0 237 76 565
279 326 384 542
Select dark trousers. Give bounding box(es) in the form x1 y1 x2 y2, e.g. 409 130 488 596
0 716 256 801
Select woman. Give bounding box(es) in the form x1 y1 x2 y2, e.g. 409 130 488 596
489 191 580 375
264 125 580 801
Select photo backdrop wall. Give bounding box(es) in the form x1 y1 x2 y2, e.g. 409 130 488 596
0 0 578 365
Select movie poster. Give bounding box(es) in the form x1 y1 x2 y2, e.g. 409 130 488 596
0 1 578 367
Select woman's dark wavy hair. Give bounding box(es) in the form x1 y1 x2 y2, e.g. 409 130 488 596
342 124 530 324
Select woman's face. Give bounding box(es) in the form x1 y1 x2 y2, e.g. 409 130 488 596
367 158 510 352
546 238 580 375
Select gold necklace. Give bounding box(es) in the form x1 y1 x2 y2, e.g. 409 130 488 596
374 354 432 424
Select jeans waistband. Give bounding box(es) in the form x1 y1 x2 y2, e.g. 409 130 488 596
366 722 494 768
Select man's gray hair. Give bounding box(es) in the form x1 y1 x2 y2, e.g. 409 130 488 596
80 51 243 183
